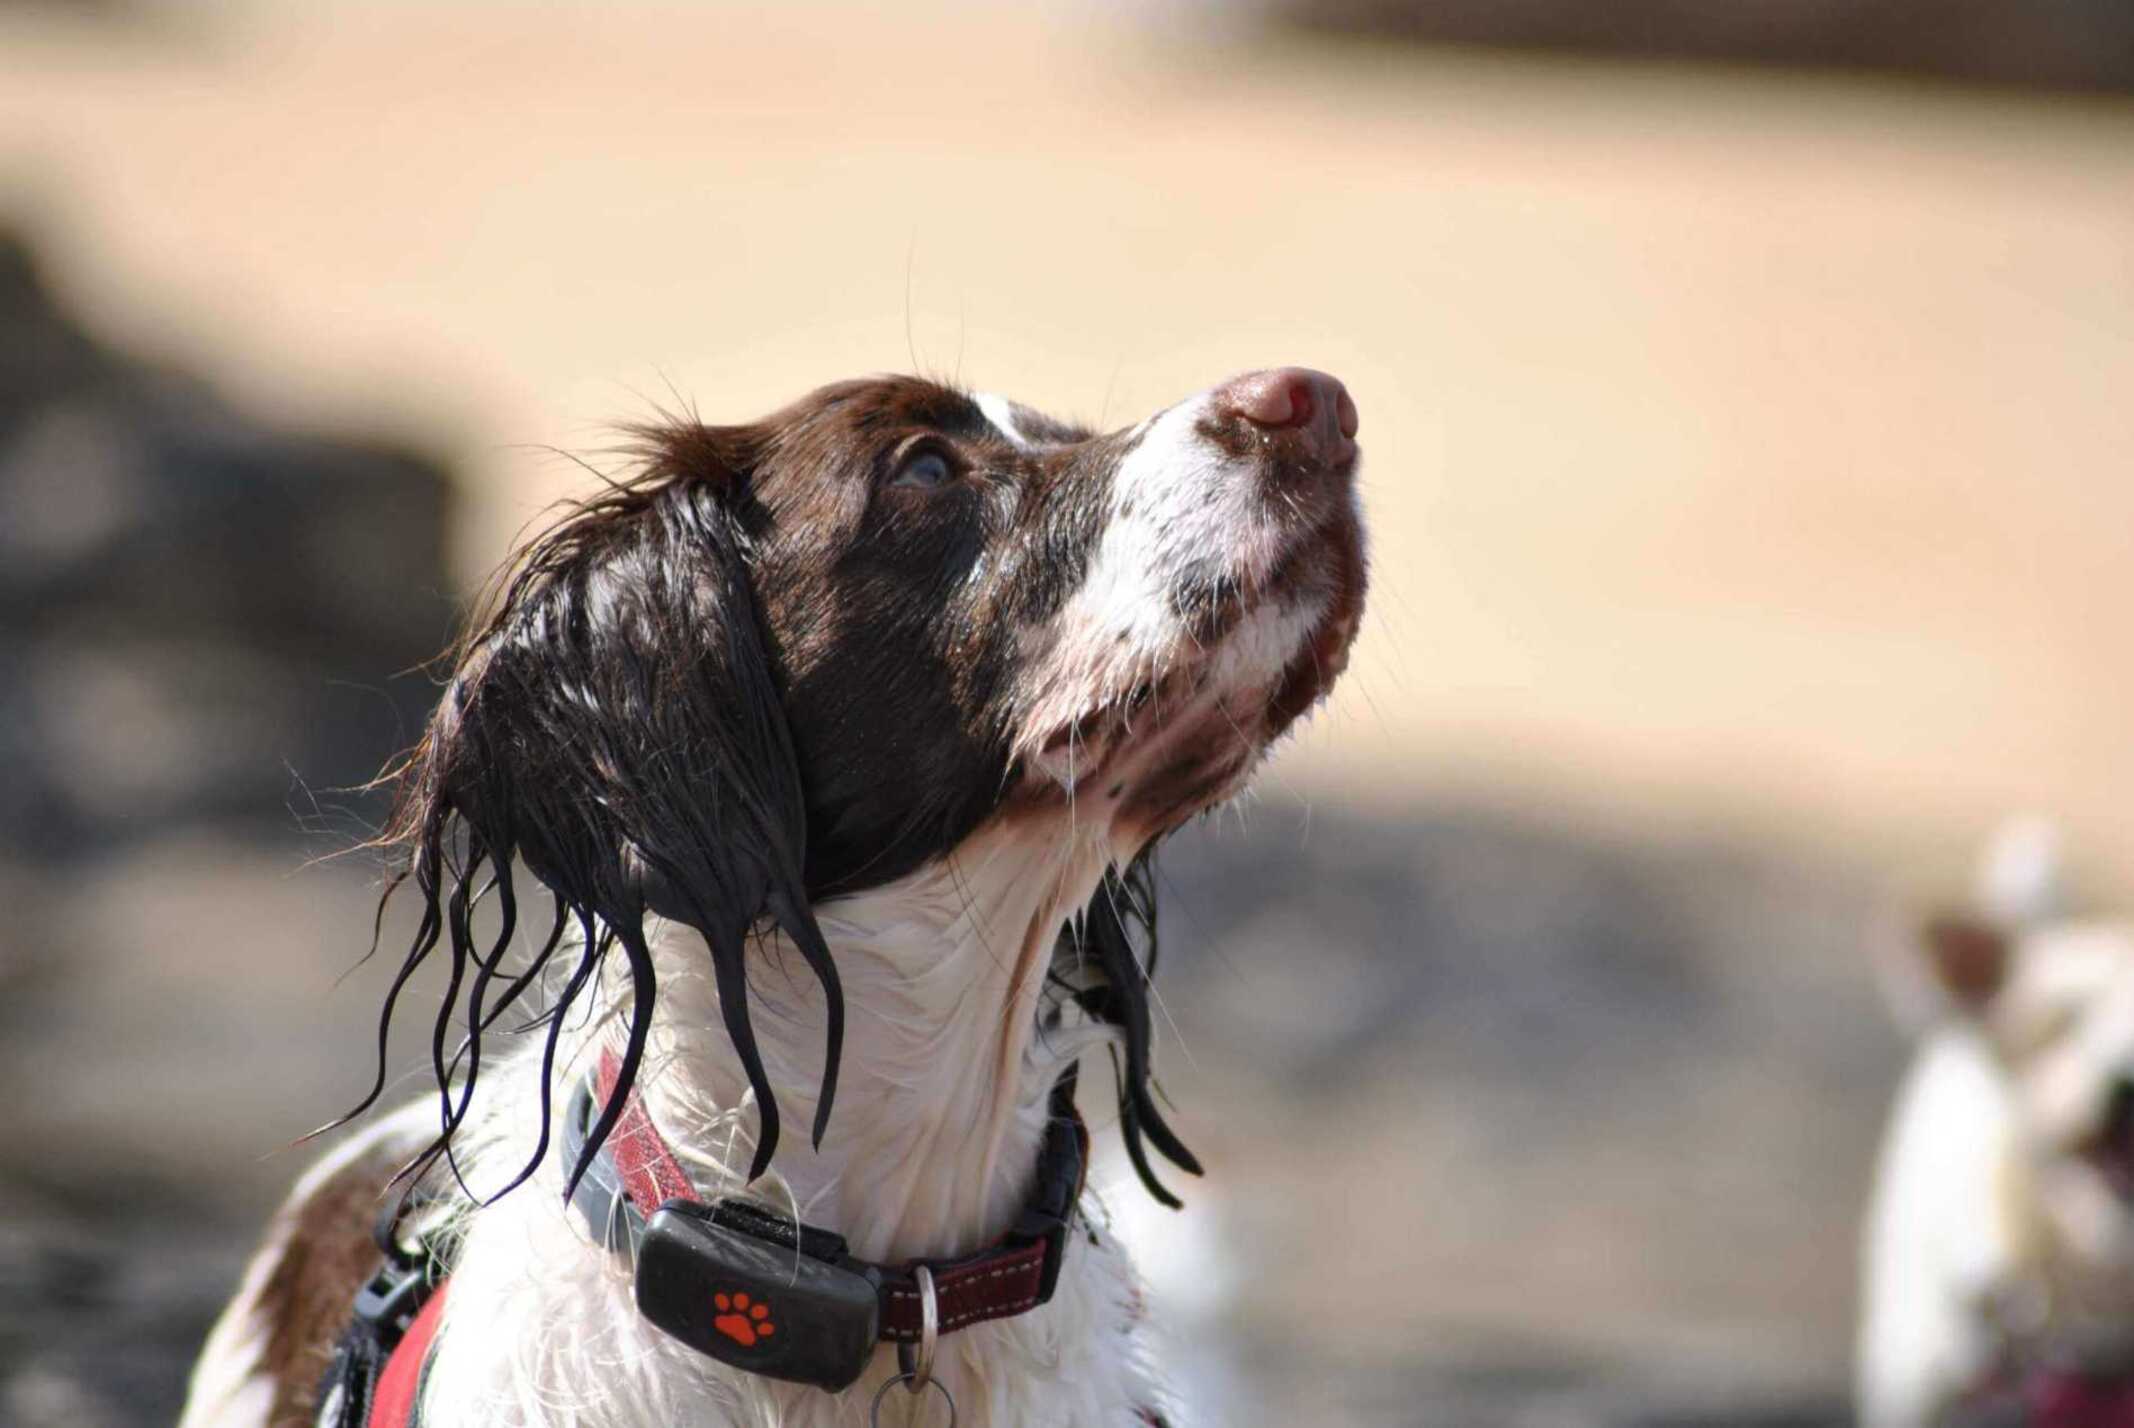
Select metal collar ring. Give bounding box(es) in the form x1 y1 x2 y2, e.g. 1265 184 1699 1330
896 1264 939 1394
870 1371 955 1427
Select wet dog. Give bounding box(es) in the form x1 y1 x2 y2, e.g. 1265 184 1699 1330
180 367 1367 1427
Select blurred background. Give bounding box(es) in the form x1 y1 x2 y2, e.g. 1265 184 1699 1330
2 1 2129 1423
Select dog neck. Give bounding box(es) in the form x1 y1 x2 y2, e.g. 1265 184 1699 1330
622 816 1121 1266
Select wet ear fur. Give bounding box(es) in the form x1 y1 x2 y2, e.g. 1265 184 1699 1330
1056 851 1204 1208
349 422 840 1194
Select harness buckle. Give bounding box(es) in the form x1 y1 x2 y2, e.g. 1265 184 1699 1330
1005 1104 1088 1303
351 1258 431 1339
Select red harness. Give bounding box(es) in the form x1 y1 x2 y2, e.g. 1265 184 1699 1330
365 1282 448 1428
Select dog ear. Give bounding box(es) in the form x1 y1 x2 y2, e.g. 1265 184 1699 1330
1060 850 1204 1208
1921 913 2010 1013
354 423 840 1194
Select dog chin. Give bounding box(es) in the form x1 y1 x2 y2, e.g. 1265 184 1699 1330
1018 576 1359 840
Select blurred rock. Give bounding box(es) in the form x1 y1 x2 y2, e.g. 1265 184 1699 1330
0 230 455 862
1266 0 2134 93
1145 801 1902 1424
0 226 456 1428
0 1202 238 1428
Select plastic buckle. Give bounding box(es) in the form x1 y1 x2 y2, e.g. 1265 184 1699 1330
351 1258 429 1339
634 1200 883 1392
1007 1109 1085 1304
1007 1203 1071 1305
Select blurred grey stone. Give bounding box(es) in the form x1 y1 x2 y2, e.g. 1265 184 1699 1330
0 226 457 1428
1148 801 1902 1423
0 230 456 862
1265 0 2134 93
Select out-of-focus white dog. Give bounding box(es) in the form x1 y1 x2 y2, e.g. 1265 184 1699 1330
1860 820 2134 1427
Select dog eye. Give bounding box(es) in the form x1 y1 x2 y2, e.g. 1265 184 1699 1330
890 447 956 491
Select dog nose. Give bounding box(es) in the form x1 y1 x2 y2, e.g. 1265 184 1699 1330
1211 368 1359 466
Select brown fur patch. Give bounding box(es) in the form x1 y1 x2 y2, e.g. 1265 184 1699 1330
1925 913 2010 1009
251 1135 430 1426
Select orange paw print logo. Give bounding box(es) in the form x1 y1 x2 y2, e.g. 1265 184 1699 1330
711 1291 775 1348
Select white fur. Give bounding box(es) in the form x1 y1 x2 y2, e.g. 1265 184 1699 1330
972 391 1035 451
1857 1027 2022 1428
1981 815 2066 927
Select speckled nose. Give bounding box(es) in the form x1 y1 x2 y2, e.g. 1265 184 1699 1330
1211 367 1358 467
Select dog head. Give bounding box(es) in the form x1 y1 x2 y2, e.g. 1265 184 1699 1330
1916 827 2134 1277
362 367 1366 1197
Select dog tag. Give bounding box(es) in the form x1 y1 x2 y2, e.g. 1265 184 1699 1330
634 1202 882 1392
